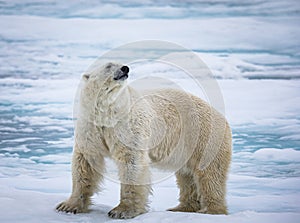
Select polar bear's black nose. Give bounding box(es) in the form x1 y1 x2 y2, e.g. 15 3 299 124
114 66 130 81
121 66 129 74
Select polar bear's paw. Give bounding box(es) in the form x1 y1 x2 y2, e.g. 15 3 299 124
56 198 88 214
108 204 146 219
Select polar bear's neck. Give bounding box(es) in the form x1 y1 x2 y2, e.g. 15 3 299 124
80 87 133 128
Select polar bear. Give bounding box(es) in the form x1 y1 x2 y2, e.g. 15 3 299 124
56 62 232 219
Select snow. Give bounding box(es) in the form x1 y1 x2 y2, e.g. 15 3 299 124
253 148 300 162
1 175 300 223
0 15 299 80
1 0 300 222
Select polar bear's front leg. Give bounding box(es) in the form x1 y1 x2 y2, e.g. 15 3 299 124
108 151 151 219
56 150 104 214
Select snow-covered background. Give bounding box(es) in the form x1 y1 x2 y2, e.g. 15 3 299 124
0 0 300 222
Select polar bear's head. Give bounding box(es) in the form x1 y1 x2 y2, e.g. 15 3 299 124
78 62 131 126
83 62 129 90
81 62 130 103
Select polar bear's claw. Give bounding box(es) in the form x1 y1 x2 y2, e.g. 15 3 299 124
108 205 145 219
56 200 84 214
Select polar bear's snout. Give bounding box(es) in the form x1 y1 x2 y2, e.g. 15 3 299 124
114 65 129 81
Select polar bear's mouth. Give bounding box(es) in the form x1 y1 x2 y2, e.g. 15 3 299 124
113 66 129 81
114 73 128 81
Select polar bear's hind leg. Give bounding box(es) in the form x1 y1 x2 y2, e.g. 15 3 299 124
167 170 201 212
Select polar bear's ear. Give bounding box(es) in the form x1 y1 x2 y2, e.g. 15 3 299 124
82 73 90 81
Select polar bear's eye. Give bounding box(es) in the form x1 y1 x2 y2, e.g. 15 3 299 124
83 74 90 80
106 64 112 69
